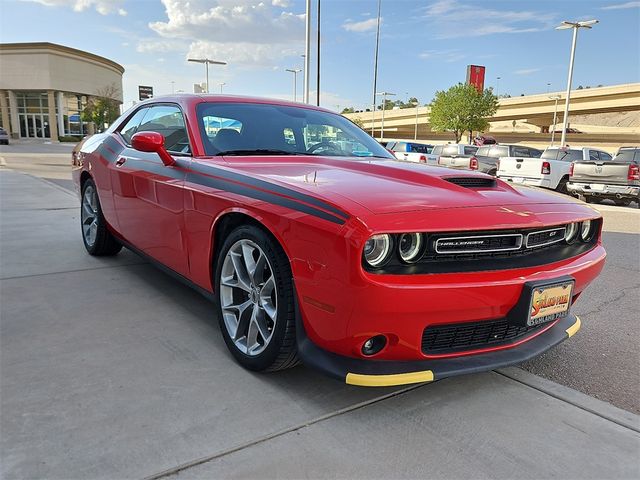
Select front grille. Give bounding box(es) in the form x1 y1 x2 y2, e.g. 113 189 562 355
435 233 522 254
445 177 497 188
526 227 566 248
422 318 545 354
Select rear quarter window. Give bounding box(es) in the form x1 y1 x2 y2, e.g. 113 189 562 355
613 150 639 162
464 146 478 155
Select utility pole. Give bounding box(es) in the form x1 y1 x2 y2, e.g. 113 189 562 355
371 0 382 136
304 0 311 103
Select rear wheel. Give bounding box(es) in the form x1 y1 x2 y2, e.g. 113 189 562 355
556 176 569 194
81 179 122 256
614 198 632 207
215 225 299 372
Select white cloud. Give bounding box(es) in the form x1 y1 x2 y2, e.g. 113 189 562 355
422 0 556 39
601 1 640 9
19 0 126 15
186 40 298 67
144 0 305 68
342 17 381 32
419 49 466 63
514 68 541 75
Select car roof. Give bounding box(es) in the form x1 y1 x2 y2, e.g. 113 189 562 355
135 93 336 115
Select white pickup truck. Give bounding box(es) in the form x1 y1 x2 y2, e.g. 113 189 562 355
386 141 434 164
497 146 612 193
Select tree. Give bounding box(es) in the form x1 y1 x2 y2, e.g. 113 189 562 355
82 84 121 132
341 107 355 114
351 117 364 129
429 83 499 142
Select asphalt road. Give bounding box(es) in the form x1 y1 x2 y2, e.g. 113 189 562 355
2 141 639 414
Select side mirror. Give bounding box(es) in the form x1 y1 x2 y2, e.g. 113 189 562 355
131 131 175 166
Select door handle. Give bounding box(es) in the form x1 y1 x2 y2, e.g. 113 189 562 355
115 157 126 167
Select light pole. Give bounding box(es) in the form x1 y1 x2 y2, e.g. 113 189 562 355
187 58 227 93
496 76 501 98
411 100 419 140
556 19 598 147
370 0 382 136
219 82 226 93
170 81 175 94
285 68 302 102
304 0 311 103
376 91 395 140
546 82 551 93
549 94 561 146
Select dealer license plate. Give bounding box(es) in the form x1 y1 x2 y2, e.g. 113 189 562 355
513 177 524 183
528 281 574 326
590 183 605 191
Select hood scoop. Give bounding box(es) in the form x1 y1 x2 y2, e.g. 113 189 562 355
444 176 497 189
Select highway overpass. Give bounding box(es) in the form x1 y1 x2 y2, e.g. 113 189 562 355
345 83 640 148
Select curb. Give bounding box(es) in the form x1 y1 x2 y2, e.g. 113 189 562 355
497 367 640 433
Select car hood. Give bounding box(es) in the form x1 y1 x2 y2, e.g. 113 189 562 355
213 155 583 215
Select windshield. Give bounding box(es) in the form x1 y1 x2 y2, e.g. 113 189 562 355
196 102 394 159
541 148 584 162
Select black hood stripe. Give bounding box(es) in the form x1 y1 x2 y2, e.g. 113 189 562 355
188 162 350 220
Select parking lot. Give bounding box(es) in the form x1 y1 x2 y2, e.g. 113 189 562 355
1 143 639 479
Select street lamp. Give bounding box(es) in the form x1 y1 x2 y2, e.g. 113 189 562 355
370 0 382 136
187 58 227 93
549 94 561 146
496 76 501 98
556 19 598 147
375 91 395 140
304 0 311 103
285 68 302 102
219 82 226 93
411 100 420 140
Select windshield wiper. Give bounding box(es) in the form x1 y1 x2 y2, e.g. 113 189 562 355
215 149 296 156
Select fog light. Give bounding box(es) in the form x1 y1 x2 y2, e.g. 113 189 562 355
361 335 387 356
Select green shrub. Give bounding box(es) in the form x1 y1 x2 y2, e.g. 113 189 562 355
58 136 82 143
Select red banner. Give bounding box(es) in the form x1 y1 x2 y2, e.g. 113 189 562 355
466 65 485 93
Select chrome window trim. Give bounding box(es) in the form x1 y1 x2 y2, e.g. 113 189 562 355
525 227 567 248
435 233 523 254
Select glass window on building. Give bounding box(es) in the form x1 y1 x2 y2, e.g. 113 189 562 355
17 92 50 138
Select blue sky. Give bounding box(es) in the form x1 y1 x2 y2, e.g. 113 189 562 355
1 0 639 109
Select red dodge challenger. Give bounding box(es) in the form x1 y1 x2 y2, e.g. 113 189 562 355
71 95 605 386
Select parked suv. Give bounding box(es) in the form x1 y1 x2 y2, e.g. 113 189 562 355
497 146 612 193
568 146 639 206
387 141 434 163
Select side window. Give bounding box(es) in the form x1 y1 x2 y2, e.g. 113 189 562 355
283 127 296 146
119 108 149 144
589 150 600 161
464 146 477 155
137 105 190 154
432 145 443 155
410 144 428 153
599 151 612 161
513 146 530 157
394 142 406 152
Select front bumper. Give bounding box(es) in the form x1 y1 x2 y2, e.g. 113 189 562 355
568 182 640 198
297 311 581 387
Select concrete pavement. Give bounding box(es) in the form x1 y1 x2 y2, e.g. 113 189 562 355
1 169 639 479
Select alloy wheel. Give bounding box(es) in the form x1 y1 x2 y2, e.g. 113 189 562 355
81 185 98 247
219 239 278 356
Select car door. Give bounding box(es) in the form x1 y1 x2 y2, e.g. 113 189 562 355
111 104 191 276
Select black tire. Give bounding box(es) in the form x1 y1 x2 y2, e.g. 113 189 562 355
584 196 598 204
614 198 632 207
80 179 122 256
556 176 569 194
215 225 299 372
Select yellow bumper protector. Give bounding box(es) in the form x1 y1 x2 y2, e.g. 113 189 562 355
346 370 434 387
566 316 581 338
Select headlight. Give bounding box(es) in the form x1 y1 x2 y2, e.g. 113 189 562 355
398 233 424 263
580 220 594 242
565 222 579 243
363 234 392 267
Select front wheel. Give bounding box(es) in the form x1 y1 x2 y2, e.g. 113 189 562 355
215 225 299 372
81 179 122 256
